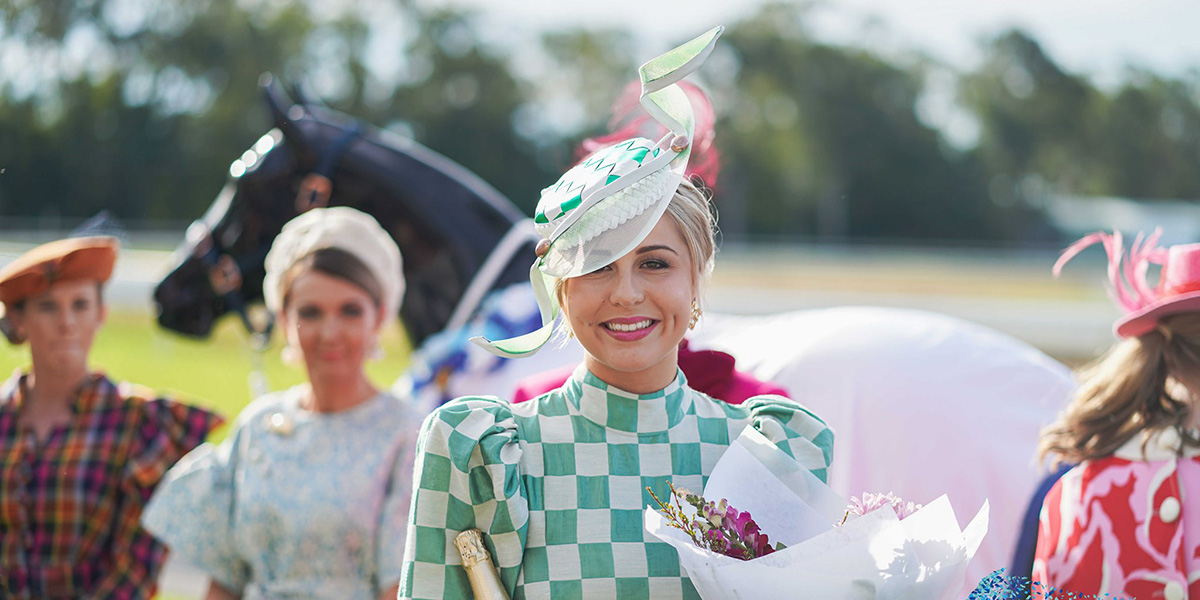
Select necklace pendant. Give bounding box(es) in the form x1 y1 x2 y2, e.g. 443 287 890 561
265 412 294 436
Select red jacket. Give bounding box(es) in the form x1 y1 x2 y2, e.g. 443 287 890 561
1033 427 1200 600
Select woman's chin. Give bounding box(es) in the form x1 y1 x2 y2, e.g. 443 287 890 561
304 359 364 379
586 349 679 387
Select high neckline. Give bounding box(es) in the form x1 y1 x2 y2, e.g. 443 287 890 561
284 384 389 419
1113 426 1200 461
565 365 690 434
2 370 112 415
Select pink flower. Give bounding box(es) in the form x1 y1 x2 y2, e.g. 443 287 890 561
843 492 922 524
648 483 785 561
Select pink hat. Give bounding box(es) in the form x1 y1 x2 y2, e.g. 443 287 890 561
1055 230 1200 338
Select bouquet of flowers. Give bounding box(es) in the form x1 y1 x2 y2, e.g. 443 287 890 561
644 427 989 599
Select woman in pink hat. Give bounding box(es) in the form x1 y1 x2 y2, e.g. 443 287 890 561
1034 231 1200 600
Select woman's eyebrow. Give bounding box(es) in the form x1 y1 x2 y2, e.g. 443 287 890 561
636 244 678 255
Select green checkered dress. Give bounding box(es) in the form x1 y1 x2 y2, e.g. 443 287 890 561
399 367 834 600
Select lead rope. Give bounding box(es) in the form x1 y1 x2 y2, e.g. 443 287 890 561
247 331 272 399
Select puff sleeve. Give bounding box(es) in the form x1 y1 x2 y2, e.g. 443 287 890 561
399 397 527 600
141 429 250 593
744 394 835 483
87 395 223 600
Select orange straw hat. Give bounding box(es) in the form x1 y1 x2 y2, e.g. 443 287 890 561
0 236 119 343
1054 229 1200 338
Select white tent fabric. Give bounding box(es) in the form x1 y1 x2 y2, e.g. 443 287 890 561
689 307 1076 585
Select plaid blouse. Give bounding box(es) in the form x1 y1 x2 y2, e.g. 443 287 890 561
0 371 223 599
399 367 834 600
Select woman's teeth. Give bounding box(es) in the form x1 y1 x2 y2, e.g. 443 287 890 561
605 320 653 332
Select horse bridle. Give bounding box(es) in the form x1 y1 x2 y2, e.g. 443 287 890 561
192 120 365 343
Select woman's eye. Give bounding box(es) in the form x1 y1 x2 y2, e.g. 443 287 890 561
341 304 364 318
297 306 321 320
642 258 670 269
72 299 90 311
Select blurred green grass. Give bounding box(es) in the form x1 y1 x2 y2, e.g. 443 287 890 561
0 309 413 438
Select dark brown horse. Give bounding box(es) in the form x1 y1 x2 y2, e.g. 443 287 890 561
154 76 536 347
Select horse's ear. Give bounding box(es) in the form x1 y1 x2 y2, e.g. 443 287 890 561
260 73 303 142
289 83 310 109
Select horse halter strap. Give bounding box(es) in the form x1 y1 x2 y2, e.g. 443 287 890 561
296 122 363 213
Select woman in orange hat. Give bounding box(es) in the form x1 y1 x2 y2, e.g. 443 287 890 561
0 236 223 599
1034 231 1200 600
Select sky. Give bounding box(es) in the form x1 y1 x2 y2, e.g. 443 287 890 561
431 0 1200 86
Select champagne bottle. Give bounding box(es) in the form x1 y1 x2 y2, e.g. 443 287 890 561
454 529 511 600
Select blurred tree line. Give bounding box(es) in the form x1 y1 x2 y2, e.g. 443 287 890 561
1 0 1198 243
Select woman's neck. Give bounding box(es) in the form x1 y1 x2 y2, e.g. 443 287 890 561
24 364 89 410
584 356 678 395
303 373 378 413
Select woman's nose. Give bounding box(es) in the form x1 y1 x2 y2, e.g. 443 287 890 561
58 308 77 330
608 270 644 306
319 316 341 339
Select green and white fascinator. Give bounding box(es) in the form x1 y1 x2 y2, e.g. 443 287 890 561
472 26 723 358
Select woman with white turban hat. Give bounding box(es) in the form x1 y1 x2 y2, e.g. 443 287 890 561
144 207 421 600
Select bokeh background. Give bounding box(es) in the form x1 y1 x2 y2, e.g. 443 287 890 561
2 1 1200 593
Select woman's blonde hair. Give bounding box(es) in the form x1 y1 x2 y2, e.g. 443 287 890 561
554 177 717 305
1038 312 1200 467
665 177 719 288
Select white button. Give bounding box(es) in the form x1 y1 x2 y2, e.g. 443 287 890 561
1158 427 1182 451
1159 496 1181 523
1164 580 1185 600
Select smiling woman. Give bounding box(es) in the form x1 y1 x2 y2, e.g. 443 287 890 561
399 27 834 600
558 182 709 394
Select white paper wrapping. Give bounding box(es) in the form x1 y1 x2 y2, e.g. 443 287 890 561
645 427 989 599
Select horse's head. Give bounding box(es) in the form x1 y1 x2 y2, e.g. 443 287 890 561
155 76 535 347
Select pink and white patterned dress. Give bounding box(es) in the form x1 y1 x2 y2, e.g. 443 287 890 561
1034 427 1200 600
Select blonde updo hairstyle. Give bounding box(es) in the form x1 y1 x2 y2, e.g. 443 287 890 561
553 177 717 337
1038 312 1200 467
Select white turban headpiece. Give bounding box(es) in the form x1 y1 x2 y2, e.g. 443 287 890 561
263 207 404 329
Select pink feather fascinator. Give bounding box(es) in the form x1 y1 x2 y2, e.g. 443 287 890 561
1055 229 1200 338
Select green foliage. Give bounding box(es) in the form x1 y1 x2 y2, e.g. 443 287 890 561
963 29 1200 205
2 0 1199 242
720 3 999 241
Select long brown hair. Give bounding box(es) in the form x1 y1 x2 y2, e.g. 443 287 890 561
1039 312 1200 467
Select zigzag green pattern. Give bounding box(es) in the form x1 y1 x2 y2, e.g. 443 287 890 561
534 139 656 225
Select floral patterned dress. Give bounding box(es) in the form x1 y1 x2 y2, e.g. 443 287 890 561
142 385 422 600
1034 427 1200 600
0 371 223 600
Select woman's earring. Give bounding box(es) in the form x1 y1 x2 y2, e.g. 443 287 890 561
368 338 385 361
689 301 702 330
